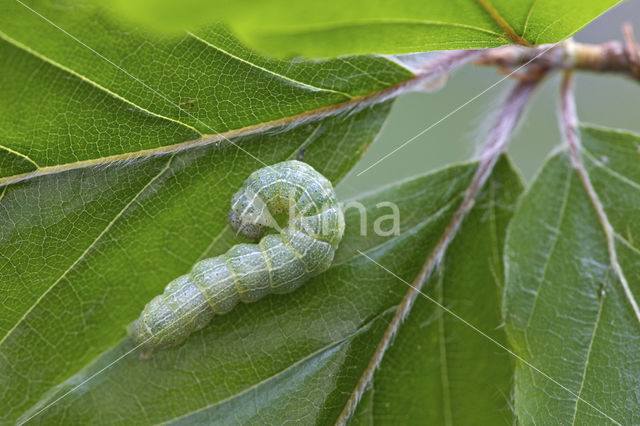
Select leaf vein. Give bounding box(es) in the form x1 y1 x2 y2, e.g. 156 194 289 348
335 194 463 266
187 31 354 99
261 19 504 39
522 0 539 39
570 291 605 425
0 143 40 169
0 156 175 350
0 30 201 137
582 149 640 191
524 165 572 331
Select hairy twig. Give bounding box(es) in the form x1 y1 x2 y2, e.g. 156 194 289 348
475 34 640 82
336 77 543 425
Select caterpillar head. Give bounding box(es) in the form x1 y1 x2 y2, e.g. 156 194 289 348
228 209 266 240
228 188 273 239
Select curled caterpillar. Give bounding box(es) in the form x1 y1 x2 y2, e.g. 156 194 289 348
128 160 344 354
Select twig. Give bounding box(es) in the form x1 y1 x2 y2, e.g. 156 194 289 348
336 76 543 425
475 35 640 82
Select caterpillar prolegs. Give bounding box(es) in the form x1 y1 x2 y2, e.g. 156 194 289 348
128 160 345 354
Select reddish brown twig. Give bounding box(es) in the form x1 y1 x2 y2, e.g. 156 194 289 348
474 26 640 83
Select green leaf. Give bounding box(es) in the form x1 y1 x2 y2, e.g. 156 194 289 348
504 126 640 424
0 2 422 424
104 0 621 56
350 157 523 425
0 0 414 182
3 155 522 424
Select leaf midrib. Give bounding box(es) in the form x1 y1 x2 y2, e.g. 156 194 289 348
475 0 531 45
0 71 421 186
0 25 417 185
578 147 640 324
567 141 640 422
251 1 532 47
335 195 463 266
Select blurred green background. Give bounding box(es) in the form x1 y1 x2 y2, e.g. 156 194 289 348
338 0 640 198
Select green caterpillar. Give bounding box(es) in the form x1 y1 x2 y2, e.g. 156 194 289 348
128 160 344 354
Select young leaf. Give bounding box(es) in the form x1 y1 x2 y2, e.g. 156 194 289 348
504 126 640 424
